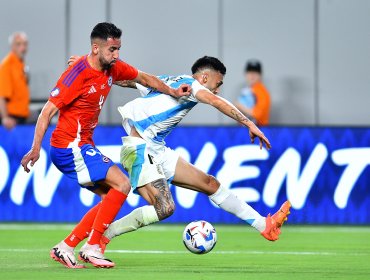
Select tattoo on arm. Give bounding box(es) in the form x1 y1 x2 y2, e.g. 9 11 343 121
151 178 175 220
114 80 137 89
231 109 249 123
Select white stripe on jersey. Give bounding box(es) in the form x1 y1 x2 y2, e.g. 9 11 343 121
118 75 207 145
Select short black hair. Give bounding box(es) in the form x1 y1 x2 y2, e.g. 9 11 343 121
245 59 262 74
191 56 226 75
90 22 122 42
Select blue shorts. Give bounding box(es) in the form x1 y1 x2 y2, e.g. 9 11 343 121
50 144 115 189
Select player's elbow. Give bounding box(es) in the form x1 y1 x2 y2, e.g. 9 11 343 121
39 101 58 122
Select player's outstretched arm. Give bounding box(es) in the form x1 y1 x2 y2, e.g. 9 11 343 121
134 71 191 98
21 101 59 172
114 80 137 89
196 89 271 150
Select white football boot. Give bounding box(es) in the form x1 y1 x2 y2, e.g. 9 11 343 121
78 243 115 268
50 241 85 269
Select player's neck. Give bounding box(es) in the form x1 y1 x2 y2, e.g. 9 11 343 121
87 54 104 72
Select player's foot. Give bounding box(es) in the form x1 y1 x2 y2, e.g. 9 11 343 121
100 235 111 254
50 241 85 269
260 214 280 241
272 200 292 228
261 201 292 241
78 243 115 268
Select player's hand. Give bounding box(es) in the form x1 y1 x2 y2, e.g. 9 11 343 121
67 55 80 66
1 116 17 130
248 122 271 150
21 148 40 173
172 84 192 98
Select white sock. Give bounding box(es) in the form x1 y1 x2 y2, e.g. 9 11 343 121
209 187 266 232
104 205 159 240
59 240 74 252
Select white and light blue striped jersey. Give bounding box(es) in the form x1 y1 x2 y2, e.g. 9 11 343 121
118 74 207 145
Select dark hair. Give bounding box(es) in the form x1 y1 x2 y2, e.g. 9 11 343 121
245 59 262 74
191 56 226 75
90 22 122 42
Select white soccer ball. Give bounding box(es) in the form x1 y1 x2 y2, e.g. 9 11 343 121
183 220 217 254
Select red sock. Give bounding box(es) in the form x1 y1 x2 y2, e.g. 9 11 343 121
64 203 101 247
88 188 127 245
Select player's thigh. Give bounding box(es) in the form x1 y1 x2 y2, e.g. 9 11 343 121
172 157 219 195
121 136 166 193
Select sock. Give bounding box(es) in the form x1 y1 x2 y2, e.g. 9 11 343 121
64 202 101 247
209 187 266 232
104 205 159 240
87 188 127 245
59 240 74 252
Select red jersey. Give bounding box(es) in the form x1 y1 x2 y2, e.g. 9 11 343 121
49 55 138 148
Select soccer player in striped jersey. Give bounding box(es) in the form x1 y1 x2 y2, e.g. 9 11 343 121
20 22 191 269
98 56 291 250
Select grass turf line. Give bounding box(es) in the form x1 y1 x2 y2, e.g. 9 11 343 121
0 224 369 280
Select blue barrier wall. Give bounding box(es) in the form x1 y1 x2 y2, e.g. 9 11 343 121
0 125 369 224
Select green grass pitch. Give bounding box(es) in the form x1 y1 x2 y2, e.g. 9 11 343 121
0 224 369 280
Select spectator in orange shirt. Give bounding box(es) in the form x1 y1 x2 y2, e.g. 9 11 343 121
0 32 30 129
235 60 270 126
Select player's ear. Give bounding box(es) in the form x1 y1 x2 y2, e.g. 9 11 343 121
202 73 208 83
91 43 99 55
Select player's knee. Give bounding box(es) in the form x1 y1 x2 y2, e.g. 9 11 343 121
204 175 220 195
110 180 131 195
105 165 132 195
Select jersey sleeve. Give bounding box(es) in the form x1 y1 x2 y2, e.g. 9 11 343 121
48 64 85 109
0 61 13 99
136 83 151 97
112 60 139 81
188 79 208 102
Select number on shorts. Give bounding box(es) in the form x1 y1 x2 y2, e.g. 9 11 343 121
86 149 101 157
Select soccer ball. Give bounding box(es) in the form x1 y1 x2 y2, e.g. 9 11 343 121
183 220 217 254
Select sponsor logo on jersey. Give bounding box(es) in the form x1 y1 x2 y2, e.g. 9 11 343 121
50 87 60 97
108 76 113 87
88 85 97 94
102 156 110 163
101 84 106 90
99 95 105 109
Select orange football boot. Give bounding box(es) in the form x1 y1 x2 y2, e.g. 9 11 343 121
261 201 291 241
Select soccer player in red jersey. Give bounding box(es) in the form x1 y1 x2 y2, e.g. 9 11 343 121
21 22 190 269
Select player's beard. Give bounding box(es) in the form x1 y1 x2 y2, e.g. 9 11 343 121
100 56 116 70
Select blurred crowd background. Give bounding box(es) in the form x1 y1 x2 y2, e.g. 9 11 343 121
0 0 369 127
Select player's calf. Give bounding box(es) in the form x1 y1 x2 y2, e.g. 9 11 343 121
151 179 176 220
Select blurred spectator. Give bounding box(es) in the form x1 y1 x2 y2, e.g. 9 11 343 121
0 32 30 129
235 59 270 126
